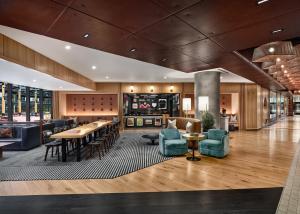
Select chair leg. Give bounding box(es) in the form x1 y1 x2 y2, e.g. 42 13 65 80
51 146 54 157
44 147 49 161
97 145 101 159
57 146 60 161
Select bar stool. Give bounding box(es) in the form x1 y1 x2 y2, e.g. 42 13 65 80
44 140 62 161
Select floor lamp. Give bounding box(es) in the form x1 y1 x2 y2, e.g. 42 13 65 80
182 98 191 118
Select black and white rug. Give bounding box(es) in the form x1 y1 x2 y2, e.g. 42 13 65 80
0 132 172 181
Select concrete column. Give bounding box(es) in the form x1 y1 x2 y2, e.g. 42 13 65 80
194 71 220 128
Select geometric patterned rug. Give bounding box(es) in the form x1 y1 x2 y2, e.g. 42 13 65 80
0 132 172 181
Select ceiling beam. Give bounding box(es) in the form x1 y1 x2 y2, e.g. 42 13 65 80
0 33 96 90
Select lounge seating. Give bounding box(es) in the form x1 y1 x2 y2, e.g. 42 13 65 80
159 128 188 156
0 125 40 151
198 129 230 158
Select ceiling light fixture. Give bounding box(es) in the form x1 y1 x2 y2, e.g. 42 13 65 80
105 76 109 79
257 0 270 5
32 79 37 82
65 45 71 50
272 29 283 34
91 65 96 70
83 33 89 38
162 58 167 62
130 48 136 52
59 86 63 89
281 64 285 68
268 47 275 53
284 70 288 74
163 76 167 80
276 57 281 62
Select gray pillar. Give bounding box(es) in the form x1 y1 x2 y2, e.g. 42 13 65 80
194 71 220 128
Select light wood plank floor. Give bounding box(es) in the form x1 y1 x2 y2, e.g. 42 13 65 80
0 116 299 196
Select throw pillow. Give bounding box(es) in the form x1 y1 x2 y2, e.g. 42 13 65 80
167 119 177 129
230 114 237 122
0 128 13 138
186 121 193 133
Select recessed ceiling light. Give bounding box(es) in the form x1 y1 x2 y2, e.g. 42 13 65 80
162 58 167 62
59 86 63 89
272 29 283 34
32 79 37 82
276 57 281 62
284 70 288 74
281 64 285 68
220 76 223 79
105 76 109 79
83 33 89 38
163 76 167 80
268 47 275 53
91 65 96 70
257 0 270 5
65 45 71 50
130 48 136 52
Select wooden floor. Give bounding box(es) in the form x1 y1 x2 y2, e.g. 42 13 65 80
0 116 299 196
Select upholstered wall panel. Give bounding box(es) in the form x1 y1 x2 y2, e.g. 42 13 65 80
66 94 118 116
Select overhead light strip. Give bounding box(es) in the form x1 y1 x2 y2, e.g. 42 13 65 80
257 0 270 5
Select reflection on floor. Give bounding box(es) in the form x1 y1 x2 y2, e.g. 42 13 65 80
0 116 299 196
0 188 282 214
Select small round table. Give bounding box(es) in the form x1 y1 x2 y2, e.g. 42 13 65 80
141 134 159 145
182 133 205 161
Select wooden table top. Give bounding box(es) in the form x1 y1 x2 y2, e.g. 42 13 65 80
182 133 205 141
0 142 14 147
51 120 112 139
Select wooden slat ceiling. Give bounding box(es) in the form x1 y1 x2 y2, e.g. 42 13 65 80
1 0 300 90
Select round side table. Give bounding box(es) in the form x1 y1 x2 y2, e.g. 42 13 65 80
182 133 205 161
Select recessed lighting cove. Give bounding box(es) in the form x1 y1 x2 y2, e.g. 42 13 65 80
65 45 71 50
272 29 283 34
268 47 275 53
83 33 89 38
92 65 97 70
257 0 270 5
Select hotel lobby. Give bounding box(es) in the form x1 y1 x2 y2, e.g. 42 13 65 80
1 0 300 213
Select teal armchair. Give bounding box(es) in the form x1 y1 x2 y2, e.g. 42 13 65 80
159 129 188 156
198 129 229 158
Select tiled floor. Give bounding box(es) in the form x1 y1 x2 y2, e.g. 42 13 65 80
277 142 300 214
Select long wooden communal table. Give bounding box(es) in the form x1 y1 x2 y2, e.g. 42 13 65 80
51 120 112 162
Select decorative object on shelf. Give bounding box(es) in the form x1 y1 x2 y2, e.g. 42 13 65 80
139 102 150 109
182 98 192 118
202 112 215 132
136 117 143 126
132 103 138 109
144 119 153 125
155 118 162 126
151 103 157 108
127 117 135 126
158 99 167 109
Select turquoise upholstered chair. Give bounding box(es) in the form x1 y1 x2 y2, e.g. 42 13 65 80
159 129 188 156
198 129 229 158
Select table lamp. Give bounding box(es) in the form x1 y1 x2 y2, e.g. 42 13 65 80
182 98 191 118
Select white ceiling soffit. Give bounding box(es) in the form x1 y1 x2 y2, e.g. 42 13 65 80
0 59 91 91
0 25 252 83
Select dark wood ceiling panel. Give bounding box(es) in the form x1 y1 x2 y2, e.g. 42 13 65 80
177 0 300 37
179 38 226 63
47 8 129 50
138 16 206 47
150 0 202 13
69 0 170 32
52 0 74 6
0 0 65 34
169 58 211 72
212 9 300 51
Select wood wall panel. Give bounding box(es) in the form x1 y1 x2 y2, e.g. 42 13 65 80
244 84 260 130
3 36 35 68
0 33 95 90
0 34 3 56
220 94 232 112
95 83 121 93
121 83 183 94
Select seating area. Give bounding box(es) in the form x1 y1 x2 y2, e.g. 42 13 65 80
1 1 300 213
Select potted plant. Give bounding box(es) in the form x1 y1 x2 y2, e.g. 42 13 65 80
202 111 215 132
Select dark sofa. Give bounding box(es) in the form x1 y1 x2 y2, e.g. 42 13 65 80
0 125 40 151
